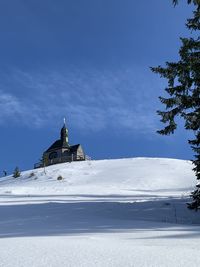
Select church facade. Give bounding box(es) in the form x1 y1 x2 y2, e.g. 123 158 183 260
34 121 85 168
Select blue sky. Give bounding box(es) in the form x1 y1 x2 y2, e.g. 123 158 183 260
0 0 194 173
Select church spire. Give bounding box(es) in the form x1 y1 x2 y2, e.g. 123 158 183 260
60 117 69 146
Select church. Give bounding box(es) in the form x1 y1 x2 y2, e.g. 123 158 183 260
34 119 85 168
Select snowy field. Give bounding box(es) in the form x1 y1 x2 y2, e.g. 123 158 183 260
0 158 200 267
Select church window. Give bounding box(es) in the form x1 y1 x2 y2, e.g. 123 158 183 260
49 152 58 159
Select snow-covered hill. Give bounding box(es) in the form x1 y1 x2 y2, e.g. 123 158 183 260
1 158 200 267
0 157 196 197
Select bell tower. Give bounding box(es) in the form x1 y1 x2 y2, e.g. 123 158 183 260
60 117 69 146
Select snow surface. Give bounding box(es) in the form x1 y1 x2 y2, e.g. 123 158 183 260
0 157 200 267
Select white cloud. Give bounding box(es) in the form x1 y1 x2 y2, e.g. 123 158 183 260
0 67 161 134
0 90 46 127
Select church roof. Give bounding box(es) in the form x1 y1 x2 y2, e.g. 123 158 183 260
46 140 62 151
45 140 80 152
70 144 80 152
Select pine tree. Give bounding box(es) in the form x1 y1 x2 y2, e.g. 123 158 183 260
13 167 21 178
151 0 200 209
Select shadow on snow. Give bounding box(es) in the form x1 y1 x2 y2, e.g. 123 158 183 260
0 195 200 239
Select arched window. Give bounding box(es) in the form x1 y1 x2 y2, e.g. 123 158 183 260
49 152 58 159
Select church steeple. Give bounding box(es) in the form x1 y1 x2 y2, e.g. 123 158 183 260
60 117 69 146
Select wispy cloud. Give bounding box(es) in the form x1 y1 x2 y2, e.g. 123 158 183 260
0 90 44 127
0 66 161 134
